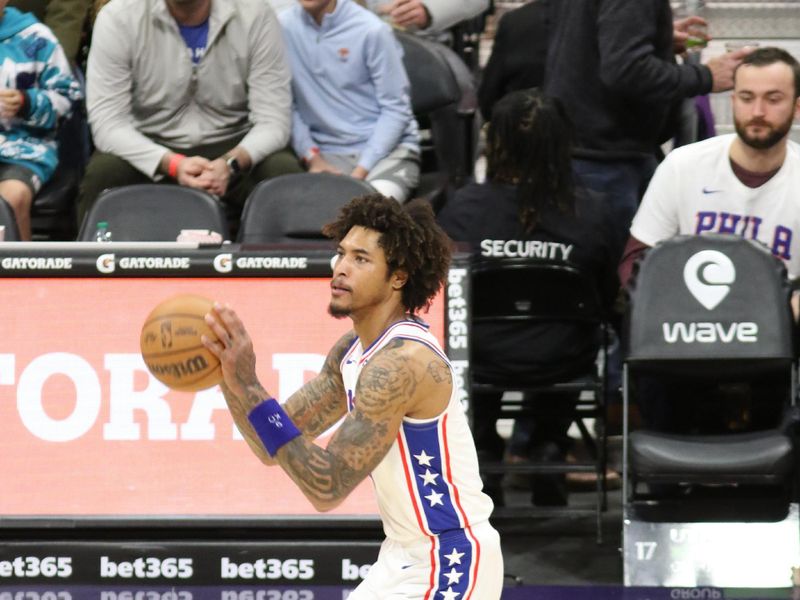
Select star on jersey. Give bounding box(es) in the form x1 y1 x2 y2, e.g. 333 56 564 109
444 548 465 566
443 567 463 585
418 468 440 487
439 587 460 600
425 490 444 507
414 450 434 467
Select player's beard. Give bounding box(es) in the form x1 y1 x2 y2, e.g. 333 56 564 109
328 301 351 319
734 111 795 150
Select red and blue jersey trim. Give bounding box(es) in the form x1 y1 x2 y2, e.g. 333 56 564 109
398 415 480 599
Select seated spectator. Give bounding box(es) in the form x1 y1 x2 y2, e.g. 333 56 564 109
79 0 301 231
280 0 420 202
9 0 92 64
477 0 547 122
620 47 800 287
0 3 82 240
437 88 618 506
620 46 800 435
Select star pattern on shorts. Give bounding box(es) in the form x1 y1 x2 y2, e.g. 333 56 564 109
439 587 460 600
418 468 440 487
444 548 465 566
425 490 444 507
414 450 434 467
443 567 463 585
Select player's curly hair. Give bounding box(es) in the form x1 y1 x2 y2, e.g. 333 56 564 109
322 194 451 314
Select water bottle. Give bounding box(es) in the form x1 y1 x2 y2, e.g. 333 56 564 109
95 221 113 242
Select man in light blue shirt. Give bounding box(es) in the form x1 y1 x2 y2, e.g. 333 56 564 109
280 0 420 201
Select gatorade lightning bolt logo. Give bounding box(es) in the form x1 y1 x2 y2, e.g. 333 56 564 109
683 250 735 310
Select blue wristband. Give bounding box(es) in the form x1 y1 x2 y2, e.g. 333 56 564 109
247 398 302 457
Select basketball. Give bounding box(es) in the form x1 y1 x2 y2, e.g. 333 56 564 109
140 294 222 392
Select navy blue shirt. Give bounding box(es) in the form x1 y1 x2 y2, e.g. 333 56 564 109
438 182 619 381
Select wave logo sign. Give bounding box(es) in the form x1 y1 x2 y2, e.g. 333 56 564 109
683 250 735 310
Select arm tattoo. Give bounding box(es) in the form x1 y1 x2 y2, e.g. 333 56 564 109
427 359 452 385
284 331 354 437
275 338 419 509
222 332 353 466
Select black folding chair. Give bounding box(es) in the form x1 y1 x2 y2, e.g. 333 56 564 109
469 258 610 543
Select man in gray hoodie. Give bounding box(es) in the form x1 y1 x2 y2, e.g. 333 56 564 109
79 0 301 227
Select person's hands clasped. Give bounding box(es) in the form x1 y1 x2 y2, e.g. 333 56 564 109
0 89 24 119
197 158 231 197
176 156 213 189
203 303 261 403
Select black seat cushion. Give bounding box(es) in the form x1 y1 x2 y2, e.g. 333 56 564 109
630 429 794 484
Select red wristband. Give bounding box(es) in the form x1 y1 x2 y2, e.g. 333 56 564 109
303 147 320 166
168 153 186 179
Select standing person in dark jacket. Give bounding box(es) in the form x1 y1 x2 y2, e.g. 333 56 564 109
543 0 749 259
477 0 548 122
437 88 618 507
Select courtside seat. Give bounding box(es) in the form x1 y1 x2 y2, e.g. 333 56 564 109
237 172 374 245
623 234 796 512
621 234 799 587
396 31 474 211
77 184 229 242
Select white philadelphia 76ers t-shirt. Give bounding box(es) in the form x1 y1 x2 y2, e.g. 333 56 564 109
631 134 800 277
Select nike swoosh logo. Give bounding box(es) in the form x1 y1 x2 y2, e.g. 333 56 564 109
702 187 723 194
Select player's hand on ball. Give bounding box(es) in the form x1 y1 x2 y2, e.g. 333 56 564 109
202 303 261 403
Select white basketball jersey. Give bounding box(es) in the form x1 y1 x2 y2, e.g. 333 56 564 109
340 319 495 545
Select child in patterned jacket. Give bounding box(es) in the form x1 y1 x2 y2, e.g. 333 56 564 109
0 1 82 239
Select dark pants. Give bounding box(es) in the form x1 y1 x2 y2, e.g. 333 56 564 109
572 155 659 405
472 390 575 460
77 140 302 232
572 156 658 263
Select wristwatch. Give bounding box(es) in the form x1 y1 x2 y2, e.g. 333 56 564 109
225 155 243 179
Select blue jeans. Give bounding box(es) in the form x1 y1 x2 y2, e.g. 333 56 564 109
572 156 658 262
572 155 658 401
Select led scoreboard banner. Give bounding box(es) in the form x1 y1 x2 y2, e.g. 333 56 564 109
0 242 471 587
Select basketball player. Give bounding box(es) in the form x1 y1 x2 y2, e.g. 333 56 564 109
620 46 800 286
203 194 503 599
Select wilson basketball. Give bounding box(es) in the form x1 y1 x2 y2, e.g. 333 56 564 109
140 294 222 392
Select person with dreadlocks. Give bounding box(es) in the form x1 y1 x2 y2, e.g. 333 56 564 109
437 87 618 507
204 193 503 599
